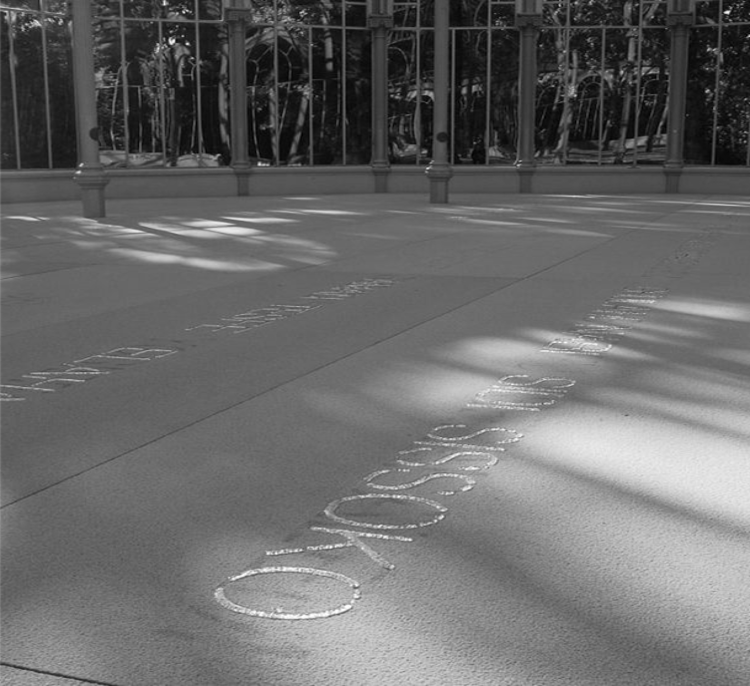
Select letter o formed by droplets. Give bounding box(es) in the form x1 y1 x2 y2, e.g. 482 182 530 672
324 493 448 530
214 566 361 620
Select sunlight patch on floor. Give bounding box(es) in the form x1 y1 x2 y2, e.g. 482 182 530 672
106 247 283 272
529 401 750 532
432 336 528 372
222 216 298 224
654 297 750 322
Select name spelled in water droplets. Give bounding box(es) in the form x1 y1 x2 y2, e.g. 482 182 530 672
467 374 575 412
541 287 669 356
213 375 574 621
3 278 397 403
186 278 395 334
0 346 179 402
213 241 723 619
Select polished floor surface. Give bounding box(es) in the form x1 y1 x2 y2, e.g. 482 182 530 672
2 193 749 685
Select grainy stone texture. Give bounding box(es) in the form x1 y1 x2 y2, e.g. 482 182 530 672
2 194 749 685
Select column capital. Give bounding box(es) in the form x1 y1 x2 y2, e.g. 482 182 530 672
224 8 254 22
667 0 695 26
367 15 394 28
367 0 393 28
667 12 695 27
514 15 543 28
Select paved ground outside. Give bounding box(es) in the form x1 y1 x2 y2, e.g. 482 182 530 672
2 193 749 686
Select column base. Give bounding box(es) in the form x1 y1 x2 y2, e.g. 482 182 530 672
664 166 682 193
371 162 390 193
425 162 453 204
516 164 535 194
233 166 252 196
73 166 109 218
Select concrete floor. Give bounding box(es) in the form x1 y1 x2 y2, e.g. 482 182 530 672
2 193 749 686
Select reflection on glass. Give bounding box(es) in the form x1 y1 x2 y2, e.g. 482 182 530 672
0 11 19 168
46 14 75 167
95 12 226 168
537 18 668 166
687 25 719 165
344 28 372 163
0 8 56 168
310 26 344 165
0 0 748 170
388 29 433 164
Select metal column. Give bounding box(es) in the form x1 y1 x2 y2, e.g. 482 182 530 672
71 0 108 218
664 1 695 192
425 0 452 204
368 2 393 193
226 7 252 195
514 1 542 193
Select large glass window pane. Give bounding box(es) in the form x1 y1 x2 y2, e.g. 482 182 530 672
163 20 202 164
635 27 668 164
453 28 489 163
1 10 21 168
94 4 124 159
279 24 314 165
714 24 750 165
5 0 376 171
344 27 371 163
45 13 76 167
537 26 581 164
537 18 667 165
310 26 344 163
196 20 227 160
94 4 226 168
245 23 277 165
388 28 432 164
688 18 750 166
5 9 50 167
686 25 718 164
124 21 161 162
487 26 517 163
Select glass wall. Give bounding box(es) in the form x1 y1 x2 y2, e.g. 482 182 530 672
688 0 750 165
241 0 371 166
93 0 227 168
1 1 75 169
1 0 748 170
387 1 519 166
536 1 669 165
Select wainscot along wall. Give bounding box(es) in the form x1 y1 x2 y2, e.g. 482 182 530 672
1 166 748 205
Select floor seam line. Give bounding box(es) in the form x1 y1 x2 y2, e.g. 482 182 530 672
0 662 123 686
1 277 519 508
0 225 677 508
